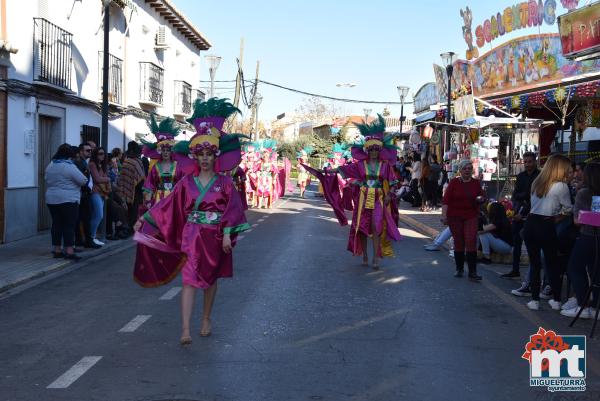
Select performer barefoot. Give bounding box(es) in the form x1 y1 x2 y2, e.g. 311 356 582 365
141 115 186 211
303 116 400 269
296 147 312 198
133 98 249 345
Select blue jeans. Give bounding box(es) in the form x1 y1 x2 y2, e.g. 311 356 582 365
90 193 104 238
478 233 512 257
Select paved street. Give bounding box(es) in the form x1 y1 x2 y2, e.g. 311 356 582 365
2 192 600 401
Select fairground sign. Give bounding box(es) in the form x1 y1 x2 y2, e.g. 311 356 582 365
558 2 600 60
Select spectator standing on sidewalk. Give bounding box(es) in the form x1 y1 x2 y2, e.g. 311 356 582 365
408 153 422 207
562 162 600 319
45 144 87 260
73 143 99 249
89 147 111 246
117 141 146 229
522 154 573 311
441 159 485 281
427 154 442 209
503 152 540 280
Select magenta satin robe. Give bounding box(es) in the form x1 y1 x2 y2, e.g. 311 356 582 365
134 173 250 288
142 161 186 207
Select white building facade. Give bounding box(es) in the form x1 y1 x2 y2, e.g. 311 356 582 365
0 0 210 242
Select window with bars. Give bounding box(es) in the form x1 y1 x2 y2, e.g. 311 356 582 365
98 52 123 105
195 89 206 101
33 18 73 90
81 125 100 146
174 80 192 116
139 62 164 106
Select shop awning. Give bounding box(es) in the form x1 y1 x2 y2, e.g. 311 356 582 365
414 111 437 123
462 115 543 129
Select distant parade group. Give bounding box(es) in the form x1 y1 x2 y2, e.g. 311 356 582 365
132 98 401 344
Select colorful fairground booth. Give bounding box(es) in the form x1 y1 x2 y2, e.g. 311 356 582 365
423 0 600 198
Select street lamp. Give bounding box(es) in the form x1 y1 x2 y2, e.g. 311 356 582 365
363 108 372 123
253 93 263 141
440 51 457 159
397 85 409 134
440 51 457 124
204 55 221 98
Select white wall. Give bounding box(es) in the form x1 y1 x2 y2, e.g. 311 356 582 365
3 0 207 240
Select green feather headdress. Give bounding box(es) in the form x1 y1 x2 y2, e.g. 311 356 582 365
142 113 181 150
186 98 241 124
352 114 396 150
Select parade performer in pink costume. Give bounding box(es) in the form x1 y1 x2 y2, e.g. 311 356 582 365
303 116 400 269
256 140 279 208
133 98 249 345
141 115 187 211
296 147 312 198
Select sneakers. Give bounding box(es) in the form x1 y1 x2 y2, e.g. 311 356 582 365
454 269 464 278
527 300 540 310
424 244 441 251
548 299 562 311
560 306 594 319
501 271 521 279
448 250 454 258
512 283 532 297
92 238 105 246
561 297 578 311
539 285 552 300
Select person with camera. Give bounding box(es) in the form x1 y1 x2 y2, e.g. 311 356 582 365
441 159 485 281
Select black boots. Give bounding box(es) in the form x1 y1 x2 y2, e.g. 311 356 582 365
466 251 482 281
454 251 464 277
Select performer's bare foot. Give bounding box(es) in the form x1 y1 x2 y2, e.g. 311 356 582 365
180 328 192 346
362 256 369 267
200 318 212 337
372 258 380 270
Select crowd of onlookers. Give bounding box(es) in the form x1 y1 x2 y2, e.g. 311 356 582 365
413 151 600 320
44 140 148 260
394 153 446 212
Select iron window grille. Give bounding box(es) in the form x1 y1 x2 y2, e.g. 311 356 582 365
139 62 164 106
81 125 100 146
33 18 73 90
174 80 192 115
98 52 123 105
195 89 206 101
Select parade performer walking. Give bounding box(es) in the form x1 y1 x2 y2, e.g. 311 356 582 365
141 115 187 211
133 98 249 345
296 147 312 198
304 116 400 269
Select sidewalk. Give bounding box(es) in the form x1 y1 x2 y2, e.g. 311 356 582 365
397 201 526 265
0 232 135 295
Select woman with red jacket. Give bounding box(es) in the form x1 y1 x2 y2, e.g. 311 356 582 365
441 159 485 281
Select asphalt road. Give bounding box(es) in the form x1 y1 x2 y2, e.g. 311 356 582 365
1 191 600 401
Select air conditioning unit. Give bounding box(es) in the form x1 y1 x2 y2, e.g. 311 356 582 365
155 25 169 49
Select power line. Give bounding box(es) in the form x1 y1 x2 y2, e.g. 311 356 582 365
198 79 413 105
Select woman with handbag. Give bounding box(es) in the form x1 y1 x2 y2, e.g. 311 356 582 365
89 147 111 246
441 159 485 281
522 154 573 311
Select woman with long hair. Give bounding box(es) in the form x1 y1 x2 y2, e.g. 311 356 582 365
441 159 485 281
133 98 249 345
523 154 573 311
561 162 600 318
89 146 111 246
419 156 431 211
45 144 87 259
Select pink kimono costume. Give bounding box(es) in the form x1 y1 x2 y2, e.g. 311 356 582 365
142 161 186 207
134 173 250 288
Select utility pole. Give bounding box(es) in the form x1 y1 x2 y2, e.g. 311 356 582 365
232 38 244 109
250 60 260 141
101 1 109 150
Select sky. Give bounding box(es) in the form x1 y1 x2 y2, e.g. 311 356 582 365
174 0 576 123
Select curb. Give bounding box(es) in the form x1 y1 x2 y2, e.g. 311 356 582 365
0 240 135 297
397 213 452 250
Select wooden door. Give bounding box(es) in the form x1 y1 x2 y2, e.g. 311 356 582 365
37 115 58 230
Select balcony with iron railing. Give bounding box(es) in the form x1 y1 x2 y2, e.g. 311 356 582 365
98 52 123 105
174 80 192 117
33 18 73 90
139 62 163 107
